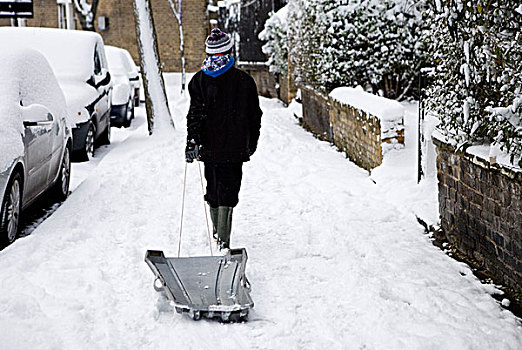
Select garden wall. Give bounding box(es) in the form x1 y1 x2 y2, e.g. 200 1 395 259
434 137 522 290
300 86 331 142
239 63 278 99
329 88 404 171
298 86 404 171
329 99 383 170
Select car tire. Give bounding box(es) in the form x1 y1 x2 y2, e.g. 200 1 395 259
134 88 140 108
0 172 22 246
79 122 96 161
99 118 111 145
124 100 133 128
51 145 71 202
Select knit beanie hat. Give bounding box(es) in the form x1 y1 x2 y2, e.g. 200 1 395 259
205 28 233 55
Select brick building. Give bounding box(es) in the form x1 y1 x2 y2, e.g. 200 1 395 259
0 0 211 72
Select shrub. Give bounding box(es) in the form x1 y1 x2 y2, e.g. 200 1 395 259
425 0 522 165
282 0 426 98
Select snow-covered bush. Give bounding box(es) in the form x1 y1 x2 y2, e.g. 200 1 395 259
259 5 289 75
286 0 320 88
283 0 426 98
425 0 522 165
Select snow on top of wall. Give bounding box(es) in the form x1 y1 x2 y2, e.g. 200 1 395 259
0 48 67 172
329 86 404 121
432 130 522 172
0 27 102 82
467 144 522 173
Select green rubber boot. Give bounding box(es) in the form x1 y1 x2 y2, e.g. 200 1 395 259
217 206 233 250
209 206 219 241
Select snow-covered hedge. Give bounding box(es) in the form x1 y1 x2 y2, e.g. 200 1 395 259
425 0 522 166
273 0 426 98
259 5 289 75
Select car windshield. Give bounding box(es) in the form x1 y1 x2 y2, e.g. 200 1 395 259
106 49 133 76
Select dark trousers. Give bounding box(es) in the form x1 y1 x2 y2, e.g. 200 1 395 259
204 162 243 208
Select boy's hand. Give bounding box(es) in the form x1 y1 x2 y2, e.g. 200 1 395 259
185 140 200 163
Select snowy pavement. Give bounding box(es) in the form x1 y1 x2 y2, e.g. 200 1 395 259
0 74 520 349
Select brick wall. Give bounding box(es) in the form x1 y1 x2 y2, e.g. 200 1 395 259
299 86 404 171
96 0 139 64
23 1 59 28
434 138 522 290
238 64 278 99
0 1 58 27
300 86 331 141
330 99 383 170
97 0 208 72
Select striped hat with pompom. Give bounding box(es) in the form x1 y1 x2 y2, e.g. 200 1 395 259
205 28 233 55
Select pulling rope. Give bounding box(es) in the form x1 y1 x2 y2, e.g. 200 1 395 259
178 162 214 257
199 162 213 256
178 163 188 257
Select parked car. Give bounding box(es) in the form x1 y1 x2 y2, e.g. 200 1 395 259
105 46 141 127
0 27 112 161
0 48 72 246
121 48 141 107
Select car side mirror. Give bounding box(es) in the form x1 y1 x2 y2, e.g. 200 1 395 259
89 69 112 88
102 70 111 86
129 72 140 82
86 75 95 87
22 104 54 127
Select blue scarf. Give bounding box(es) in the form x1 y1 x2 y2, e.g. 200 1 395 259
201 54 235 77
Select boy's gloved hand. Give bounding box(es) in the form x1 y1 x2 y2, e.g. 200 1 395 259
185 140 200 163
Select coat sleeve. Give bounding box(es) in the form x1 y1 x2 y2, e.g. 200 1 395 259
186 74 206 145
248 78 262 154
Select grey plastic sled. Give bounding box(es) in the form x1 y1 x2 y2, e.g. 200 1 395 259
145 248 254 322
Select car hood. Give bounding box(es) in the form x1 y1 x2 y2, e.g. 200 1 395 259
58 79 99 125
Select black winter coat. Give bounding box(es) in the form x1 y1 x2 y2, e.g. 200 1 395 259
186 66 262 163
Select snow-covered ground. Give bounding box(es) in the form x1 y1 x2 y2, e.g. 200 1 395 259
0 73 520 349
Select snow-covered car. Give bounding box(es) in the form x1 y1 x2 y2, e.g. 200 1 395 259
121 48 141 107
0 48 72 246
105 46 141 127
0 27 112 161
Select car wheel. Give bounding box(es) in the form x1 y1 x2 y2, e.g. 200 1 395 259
52 145 71 201
134 89 140 107
124 100 133 128
81 122 96 161
0 172 22 246
99 118 111 145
